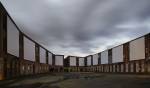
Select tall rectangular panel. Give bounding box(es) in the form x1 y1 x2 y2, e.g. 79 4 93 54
24 37 35 61
7 16 19 57
48 53 53 65
79 57 84 66
55 55 64 66
93 54 99 65
40 47 46 63
70 57 76 66
130 37 145 60
112 45 123 63
87 56 92 66
101 51 108 64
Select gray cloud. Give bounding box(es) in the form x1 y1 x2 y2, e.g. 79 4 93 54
1 0 150 56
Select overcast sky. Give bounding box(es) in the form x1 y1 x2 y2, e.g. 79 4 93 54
1 0 150 57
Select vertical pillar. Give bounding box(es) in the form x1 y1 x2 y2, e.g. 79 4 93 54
45 51 48 72
52 54 55 66
145 33 150 59
19 32 24 75
0 2 7 80
84 57 87 72
123 42 130 72
108 49 112 72
67 56 70 67
91 55 93 66
62 55 64 68
98 53 101 72
123 43 130 62
76 57 79 67
76 57 79 72
108 49 112 64
91 55 94 72
19 32 24 60
35 44 40 73
35 44 40 63
98 53 101 65
145 33 150 73
64 57 66 68
84 57 87 67
46 51 48 64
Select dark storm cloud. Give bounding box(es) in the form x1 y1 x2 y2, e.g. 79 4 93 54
1 0 150 56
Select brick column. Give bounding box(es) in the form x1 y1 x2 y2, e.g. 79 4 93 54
123 43 130 73
123 43 130 63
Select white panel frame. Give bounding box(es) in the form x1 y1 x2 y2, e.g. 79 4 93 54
130 37 145 61
93 54 99 65
40 47 46 63
87 56 92 66
70 57 76 66
24 37 35 61
48 53 53 65
79 57 85 66
112 45 123 63
101 51 108 64
7 16 19 57
55 55 64 66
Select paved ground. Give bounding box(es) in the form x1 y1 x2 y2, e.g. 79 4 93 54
1 73 150 88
